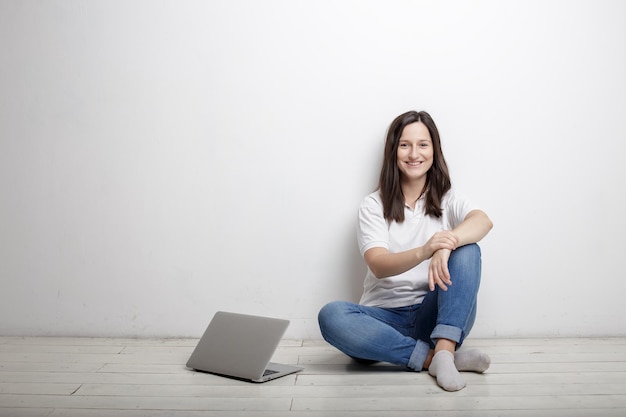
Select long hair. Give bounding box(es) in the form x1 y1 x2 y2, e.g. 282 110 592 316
378 110 451 222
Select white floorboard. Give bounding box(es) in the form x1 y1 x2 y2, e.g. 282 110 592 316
0 336 625 416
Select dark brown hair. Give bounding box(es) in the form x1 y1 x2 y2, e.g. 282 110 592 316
378 110 451 222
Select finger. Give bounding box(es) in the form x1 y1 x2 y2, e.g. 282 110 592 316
433 265 448 291
440 263 452 285
440 232 460 249
443 234 459 247
428 269 435 291
434 239 456 252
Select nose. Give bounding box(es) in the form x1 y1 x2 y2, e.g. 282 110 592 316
409 146 419 159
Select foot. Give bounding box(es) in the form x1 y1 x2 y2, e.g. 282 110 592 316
428 350 466 391
455 348 491 373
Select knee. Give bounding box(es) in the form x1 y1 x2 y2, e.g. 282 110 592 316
318 301 345 327
457 243 480 256
318 301 352 339
449 243 482 284
450 243 481 264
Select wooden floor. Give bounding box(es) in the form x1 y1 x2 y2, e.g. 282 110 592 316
1 336 626 417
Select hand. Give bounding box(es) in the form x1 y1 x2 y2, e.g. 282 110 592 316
422 230 459 260
428 248 452 291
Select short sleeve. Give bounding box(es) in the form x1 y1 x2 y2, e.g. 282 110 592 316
357 192 389 256
442 190 480 229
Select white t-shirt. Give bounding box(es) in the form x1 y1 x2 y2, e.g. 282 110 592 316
357 189 479 308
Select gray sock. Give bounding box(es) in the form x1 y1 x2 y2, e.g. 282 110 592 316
428 350 466 391
455 348 491 373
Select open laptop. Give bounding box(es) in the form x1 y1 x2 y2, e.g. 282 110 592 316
186 311 303 382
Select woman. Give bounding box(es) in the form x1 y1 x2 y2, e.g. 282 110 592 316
318 110 493 391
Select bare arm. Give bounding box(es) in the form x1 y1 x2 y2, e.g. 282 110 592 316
364 209 493 280
451 209 493 247
364 230 459 279
428 209 493 290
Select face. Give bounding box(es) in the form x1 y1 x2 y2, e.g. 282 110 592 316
396 121 434 184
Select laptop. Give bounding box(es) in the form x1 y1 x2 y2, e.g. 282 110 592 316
186 311 303 382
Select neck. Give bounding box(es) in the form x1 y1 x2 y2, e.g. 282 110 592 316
401 179 427 208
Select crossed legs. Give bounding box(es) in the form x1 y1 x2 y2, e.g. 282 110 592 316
318 244 489 391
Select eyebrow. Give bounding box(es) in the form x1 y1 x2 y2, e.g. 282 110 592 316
399 139 431 143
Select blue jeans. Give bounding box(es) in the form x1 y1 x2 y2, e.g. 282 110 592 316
318 244 482 371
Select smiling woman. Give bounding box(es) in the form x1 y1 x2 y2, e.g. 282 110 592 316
396 122 434 207
379 112 453 223
318 110 493 392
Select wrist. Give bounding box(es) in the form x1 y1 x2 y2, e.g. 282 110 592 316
415 246 425 263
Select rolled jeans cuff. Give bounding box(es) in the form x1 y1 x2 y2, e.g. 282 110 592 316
407 339 430 371
431 324 463 346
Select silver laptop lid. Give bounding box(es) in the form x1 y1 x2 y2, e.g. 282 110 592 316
186 311 290 381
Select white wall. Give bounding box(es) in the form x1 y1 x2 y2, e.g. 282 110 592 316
1 0 625 339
